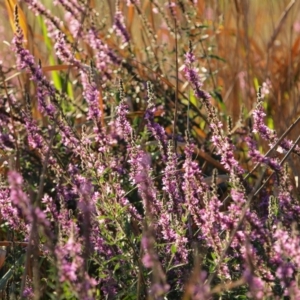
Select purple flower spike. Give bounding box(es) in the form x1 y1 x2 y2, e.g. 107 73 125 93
113 8 130 45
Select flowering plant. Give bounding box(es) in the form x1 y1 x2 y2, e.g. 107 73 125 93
0 1 299 299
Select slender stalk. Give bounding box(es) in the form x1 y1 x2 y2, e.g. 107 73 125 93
173 18 179 152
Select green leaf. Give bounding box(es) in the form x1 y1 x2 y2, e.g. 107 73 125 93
113 262 120 273
202 54 226 62
211 252 217 260
189 88 198 108
267 116 274 130
37 15 62 91
168 263 186 271
253 77 260 92
171 244 177 254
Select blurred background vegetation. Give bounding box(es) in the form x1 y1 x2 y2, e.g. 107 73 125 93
1 2 299 119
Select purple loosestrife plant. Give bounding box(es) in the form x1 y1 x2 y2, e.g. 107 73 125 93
24 0 62 31
8 171 53 239
8 170 33 228
253 98 300 156
142 228 170 299
85 23 113 84
54 0 84 25
184 42 243 175
162 141 183 214
183 42 211 106
145 82 168 159
245 134 281 172
0 187 26 232
113 1 130 45
116 83 152 198
80 71 102 122
115 81 133 142
276 165 300 226
115 81 190 291
55 223 96 299
127 144 161 216
242 242 272 299
2 1 300 299
118 84 188 262
271 225 300 296
12 7 84 156
53 30 83 70
186 271 211 300
182 141 208 228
